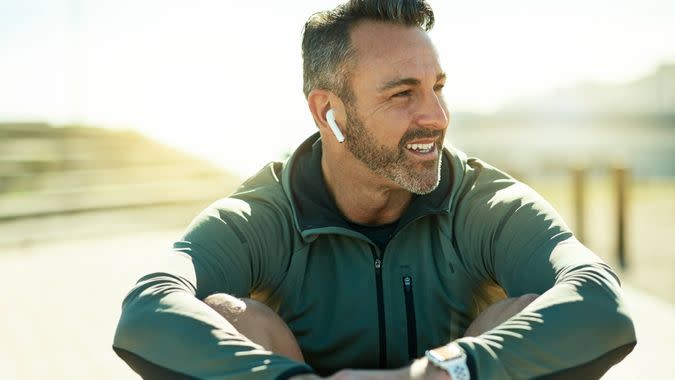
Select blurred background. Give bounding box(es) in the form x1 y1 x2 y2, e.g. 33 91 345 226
0 0 673 379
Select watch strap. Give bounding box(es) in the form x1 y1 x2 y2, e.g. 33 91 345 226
426 343 470 380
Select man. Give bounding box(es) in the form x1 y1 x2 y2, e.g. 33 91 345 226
113 1 636 379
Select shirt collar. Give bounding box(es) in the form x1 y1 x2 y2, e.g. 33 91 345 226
287 132 454 234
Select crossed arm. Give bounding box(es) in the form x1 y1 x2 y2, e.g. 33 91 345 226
114 176 636 378
203 293 539 380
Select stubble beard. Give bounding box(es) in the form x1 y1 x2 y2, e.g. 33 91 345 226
343 104 444 195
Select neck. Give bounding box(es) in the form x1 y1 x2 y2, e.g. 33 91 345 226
321 151 413 226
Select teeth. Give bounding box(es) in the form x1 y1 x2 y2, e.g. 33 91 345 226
406 142 434 151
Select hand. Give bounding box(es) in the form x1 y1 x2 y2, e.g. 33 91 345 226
290 368 408 380
464 293 539 337
289 370 403 380
293 293 541 380
290 358 450 380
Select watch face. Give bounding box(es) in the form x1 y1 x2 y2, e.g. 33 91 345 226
429 344 465 361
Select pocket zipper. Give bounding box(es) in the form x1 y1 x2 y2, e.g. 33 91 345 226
402 275 418 361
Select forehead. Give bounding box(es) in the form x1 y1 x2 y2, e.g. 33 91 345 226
348 21 441 87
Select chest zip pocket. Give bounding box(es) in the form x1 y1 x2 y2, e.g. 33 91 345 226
402 275 418 361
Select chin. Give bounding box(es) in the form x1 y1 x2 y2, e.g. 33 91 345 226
406 158 443 195
393 169 440 195
410 178 440 195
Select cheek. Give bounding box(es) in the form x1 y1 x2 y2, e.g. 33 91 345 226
371 110 412 146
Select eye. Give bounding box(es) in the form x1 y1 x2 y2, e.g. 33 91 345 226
392 89 412 98
434 83 445 93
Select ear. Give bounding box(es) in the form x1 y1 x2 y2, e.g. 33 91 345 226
307 89 345 132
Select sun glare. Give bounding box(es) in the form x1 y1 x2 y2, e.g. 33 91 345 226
0 0 673 176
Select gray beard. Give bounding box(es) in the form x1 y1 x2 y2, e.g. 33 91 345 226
343 105 443 195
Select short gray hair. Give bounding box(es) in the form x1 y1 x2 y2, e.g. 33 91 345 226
301 0 435 102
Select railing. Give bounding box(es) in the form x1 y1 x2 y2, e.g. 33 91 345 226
571 166 630 269
0 164 240 220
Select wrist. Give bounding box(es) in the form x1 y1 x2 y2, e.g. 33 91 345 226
289 375 322 380
409 357 452 380
424 343 470 380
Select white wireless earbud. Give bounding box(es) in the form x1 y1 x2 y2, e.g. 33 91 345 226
326 109 345 143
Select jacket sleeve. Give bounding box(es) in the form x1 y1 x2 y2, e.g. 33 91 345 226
112 198 314 379
452 160 636 379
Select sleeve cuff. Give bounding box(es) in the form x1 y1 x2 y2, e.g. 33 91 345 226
275 364 316 380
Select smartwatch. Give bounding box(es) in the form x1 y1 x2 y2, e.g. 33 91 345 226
425 343 470 380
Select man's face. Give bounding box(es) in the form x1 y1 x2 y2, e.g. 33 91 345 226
342 21 449 195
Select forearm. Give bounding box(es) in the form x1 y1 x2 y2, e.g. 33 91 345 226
113 273 312 379
454 262 636 379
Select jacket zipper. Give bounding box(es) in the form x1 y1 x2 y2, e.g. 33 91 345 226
372 249 387 368
402 275 418 361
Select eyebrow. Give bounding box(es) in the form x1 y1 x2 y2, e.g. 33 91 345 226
378 72 447 93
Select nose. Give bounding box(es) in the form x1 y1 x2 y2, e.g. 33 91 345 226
417 90 449 131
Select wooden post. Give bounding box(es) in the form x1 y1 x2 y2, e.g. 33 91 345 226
614 167 628 269
572 167 586 244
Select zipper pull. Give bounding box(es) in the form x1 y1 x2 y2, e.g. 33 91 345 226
374 258 382 271
403 276 412 292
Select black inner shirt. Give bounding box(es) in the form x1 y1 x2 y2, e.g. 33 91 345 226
289 133 453 251
347 220 399 251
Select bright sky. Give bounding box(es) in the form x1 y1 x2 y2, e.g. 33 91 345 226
1 0 674 176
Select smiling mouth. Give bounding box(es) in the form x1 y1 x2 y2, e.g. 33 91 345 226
405 142 435 154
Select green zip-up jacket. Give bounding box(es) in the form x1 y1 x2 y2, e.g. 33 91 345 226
113 133 636 379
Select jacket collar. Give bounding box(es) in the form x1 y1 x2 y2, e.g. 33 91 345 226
281 132 463 239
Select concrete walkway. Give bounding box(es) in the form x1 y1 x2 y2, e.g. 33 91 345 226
0 224 671 379
602 285 674 379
